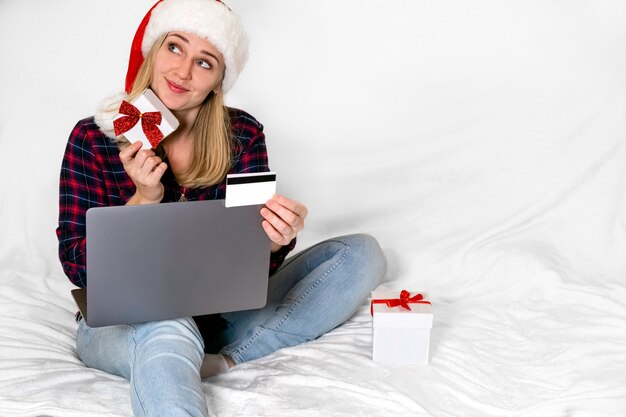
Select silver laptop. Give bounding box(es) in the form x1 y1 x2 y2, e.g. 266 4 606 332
72 200 271 327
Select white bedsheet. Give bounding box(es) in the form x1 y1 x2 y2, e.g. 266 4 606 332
1 1 625 416
2 263 625 416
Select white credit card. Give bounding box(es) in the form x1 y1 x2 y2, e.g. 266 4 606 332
225 172 277 208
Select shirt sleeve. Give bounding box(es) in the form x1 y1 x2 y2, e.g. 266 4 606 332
269 238 297 275
56 120 107 288
235 118 271 174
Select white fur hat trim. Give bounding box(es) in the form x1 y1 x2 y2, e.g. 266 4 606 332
143 0 249 92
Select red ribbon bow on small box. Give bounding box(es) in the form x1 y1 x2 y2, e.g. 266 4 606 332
113 100 164 147
370 290 430 316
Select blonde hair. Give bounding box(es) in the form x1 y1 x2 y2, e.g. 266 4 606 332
115 33 233 188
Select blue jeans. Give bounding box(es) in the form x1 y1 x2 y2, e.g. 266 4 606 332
75 234 386 417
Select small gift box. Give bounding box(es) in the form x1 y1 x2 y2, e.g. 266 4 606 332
113 88 179 149
371 289 433 365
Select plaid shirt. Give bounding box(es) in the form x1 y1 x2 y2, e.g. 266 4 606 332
57 107 295 291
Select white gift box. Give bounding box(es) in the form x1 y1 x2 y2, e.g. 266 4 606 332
371 289 433 365
114 88 179 149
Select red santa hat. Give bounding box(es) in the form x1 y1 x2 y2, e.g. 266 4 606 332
125 0 249 94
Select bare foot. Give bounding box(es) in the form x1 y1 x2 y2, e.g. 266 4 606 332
223 355 235 368
200 354 232 378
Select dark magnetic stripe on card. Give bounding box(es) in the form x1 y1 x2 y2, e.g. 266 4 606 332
227 174 276 185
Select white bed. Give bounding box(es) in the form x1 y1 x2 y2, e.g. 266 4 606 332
1 1 625 416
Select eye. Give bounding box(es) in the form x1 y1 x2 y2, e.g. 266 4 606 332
167 42 181 54
197 59 212 70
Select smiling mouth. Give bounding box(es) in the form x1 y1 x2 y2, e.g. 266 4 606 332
166 79 189 93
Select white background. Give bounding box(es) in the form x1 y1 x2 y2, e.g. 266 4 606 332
1 1 625 292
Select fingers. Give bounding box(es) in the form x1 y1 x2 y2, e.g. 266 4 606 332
260 194 308 247
261 206 294 237
265 200 304 232
270 194 308 219
147 161 168 182
119 141 143 164
120 143 163 179
262 220 289 246
136 150 160 177
118 142 166 203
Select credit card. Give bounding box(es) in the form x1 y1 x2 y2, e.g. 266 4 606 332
225 172 277 208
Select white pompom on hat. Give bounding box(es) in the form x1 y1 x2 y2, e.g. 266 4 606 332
125 0 249 94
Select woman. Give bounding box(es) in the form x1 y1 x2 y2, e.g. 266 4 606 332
57 1 386 416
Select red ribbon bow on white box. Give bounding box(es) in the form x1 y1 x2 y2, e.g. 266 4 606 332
370 290 431 316
113 100 164 147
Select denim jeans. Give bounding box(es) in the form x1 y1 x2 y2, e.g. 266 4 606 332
75 234 386 417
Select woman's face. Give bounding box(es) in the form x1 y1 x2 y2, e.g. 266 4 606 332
151 32 225 115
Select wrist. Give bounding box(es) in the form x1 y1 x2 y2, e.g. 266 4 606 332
126 193 161 205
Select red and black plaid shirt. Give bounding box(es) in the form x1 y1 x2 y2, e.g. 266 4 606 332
57 107 295 290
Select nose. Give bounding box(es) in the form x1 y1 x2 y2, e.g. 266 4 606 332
174 58 193 80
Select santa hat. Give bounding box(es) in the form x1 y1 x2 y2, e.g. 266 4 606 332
125 0 249 94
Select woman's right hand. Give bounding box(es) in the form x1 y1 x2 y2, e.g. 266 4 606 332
119 141 168 205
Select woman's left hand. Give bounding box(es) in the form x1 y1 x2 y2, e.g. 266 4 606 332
260 194 308 253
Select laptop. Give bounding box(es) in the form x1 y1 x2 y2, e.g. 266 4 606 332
72 200 271 327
